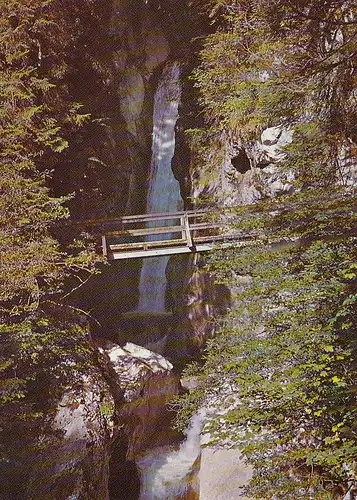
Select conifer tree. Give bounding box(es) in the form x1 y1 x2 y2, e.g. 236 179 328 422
0 1 103 494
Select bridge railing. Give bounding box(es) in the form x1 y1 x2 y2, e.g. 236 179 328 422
99 210 228 259
68 207 300 259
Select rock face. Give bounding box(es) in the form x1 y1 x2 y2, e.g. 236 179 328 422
166 255 231 363
26 340 180 500
108 0 172 215
98 341 181 461
199 449 252 500
28 369 116 500
98 341 174 402
190 127 293 208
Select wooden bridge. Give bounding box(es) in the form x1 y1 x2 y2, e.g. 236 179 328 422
98 210 256 260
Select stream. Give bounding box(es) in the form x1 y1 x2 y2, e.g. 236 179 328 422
137 411 205 500
131 62 202 499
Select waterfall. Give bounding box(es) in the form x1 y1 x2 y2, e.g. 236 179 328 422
137 410 205 500
137 62 183 313
134 62 202 500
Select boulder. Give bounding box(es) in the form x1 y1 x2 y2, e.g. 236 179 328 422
98 341 173 401
98 341 181 460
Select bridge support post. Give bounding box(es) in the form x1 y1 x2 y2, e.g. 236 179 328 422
180 216 186 242
183 213 194 250
102 235 108 257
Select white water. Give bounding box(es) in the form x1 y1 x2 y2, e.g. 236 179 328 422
137 62 183 313
137 410 205 500
135 62 202 500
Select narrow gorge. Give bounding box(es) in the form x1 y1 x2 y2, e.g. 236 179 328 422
2 2 287 497
3 1 356 499
101 19 228 498
43 2 237 498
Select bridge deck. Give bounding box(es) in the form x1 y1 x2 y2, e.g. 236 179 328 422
96 210 258 260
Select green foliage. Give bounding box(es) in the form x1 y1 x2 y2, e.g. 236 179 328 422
188 0 357 191
179 0 357 497
0 1 106 495
99 401 115 422
177 192 357 498
0 0 96 316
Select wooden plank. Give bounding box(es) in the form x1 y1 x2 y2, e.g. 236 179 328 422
119 209 209 222
194 231 262 243
189 222 222 231
107 232 253 253
109 239 259 260
105 225 183 237
194 233 247 243
180 216 186 241
110 245 210 259
71 209 212 227
120 214 182 224
104 221 220 238
118 214 208 226
109 237 186 251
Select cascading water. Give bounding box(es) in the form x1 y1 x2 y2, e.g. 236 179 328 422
132 62 204 499
137 410 205 500
137 61 183 313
